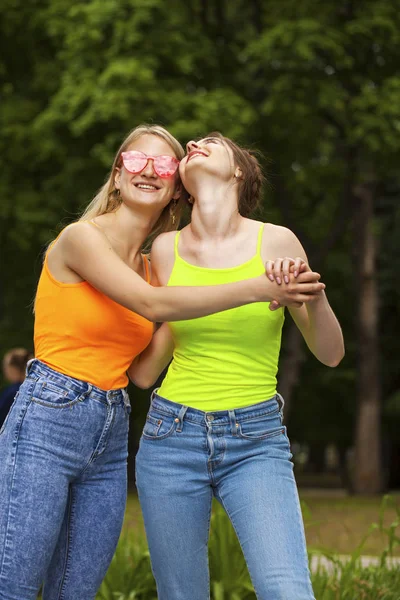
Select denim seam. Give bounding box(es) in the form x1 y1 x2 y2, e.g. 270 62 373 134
205 492 213 600
141 421 177 441
293 488 315 593
206 426 226 479
0 386 33 580
82 404 116 471
149 405 280 425
238 426 285 441
31 394 87 409
216 493 262 600
57 487 75 600
0 392 19 436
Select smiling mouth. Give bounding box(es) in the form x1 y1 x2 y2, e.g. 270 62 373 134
134 183 160 191
187 151 207 162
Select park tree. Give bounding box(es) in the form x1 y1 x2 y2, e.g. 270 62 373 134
1 0 400 493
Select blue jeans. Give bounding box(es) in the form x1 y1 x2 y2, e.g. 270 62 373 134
136 392 315 600
0 360 130 600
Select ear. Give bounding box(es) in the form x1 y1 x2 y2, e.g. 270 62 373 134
234 167 243 180
173 181 182 201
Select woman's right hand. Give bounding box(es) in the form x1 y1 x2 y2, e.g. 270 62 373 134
261 269 325 309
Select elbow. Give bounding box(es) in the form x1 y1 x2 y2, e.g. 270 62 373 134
129 374 156 389
324 348 345 368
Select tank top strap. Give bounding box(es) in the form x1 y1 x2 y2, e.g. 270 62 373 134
45 223 74 259
256 223 265 256
88 219 102 229
174 230 182 260
142 254 151 283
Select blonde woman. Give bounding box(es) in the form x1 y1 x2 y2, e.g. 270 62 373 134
0 126 322 600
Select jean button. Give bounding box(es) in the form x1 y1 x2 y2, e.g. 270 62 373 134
206 414 214 421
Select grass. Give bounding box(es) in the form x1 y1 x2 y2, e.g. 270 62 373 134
97 494 400 600
124 490 400 557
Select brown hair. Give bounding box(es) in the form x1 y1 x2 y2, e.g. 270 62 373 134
79 125 188 244
204 132 266 217
3 348 33 374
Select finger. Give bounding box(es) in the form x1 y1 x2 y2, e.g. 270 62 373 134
269 300 282 311
273 258 283 284
296 271 321 283
287 282 325 299
265 260 275 282
282 258 293 284
294 257 304 278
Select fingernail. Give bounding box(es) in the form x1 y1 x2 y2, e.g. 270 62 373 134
294 271 298 278
284 276 289 284
276 277 281 285
268 274 274 281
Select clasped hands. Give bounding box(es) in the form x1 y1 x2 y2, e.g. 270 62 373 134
265 257 325 311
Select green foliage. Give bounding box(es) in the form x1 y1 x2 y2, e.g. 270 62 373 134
1 0 400 460
94 496 400 599
96 532 157 600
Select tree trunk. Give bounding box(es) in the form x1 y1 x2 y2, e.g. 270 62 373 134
352 183 383 494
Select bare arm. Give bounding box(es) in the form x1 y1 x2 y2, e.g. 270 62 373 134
262 225 345 367
128 323 174 388
288 291 344 367
60 223 301 323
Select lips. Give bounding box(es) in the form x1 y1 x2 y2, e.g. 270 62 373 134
134 182 160 191
187 150 208 162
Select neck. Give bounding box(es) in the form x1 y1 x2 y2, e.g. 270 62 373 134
98 204 160 261
189 178 242 240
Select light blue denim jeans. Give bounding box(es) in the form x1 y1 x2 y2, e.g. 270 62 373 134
136 391 315 600
0 359 131 600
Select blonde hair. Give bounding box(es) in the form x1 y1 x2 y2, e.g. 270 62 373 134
79 125 187 244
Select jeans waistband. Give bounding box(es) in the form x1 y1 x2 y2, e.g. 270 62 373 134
150 390 284 426
26 359 129 406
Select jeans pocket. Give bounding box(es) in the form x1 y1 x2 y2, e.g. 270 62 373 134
31 379 83 409
0 391 19 435
237 411 284 440
142 412 176 440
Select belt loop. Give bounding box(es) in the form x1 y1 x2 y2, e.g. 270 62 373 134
122 388 130 408
228 410 237 436
150 387 160 404
175 405 188 433
25 358 36 377
276 393 285 421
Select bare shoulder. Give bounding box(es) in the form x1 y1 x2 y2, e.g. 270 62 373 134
60 221 107 247
261 223 308 260
150 230 177 257
150 230 178 285
46 221 111 284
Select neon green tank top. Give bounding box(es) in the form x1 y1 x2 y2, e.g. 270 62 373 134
158 224 285 411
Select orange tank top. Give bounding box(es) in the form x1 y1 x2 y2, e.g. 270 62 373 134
34 224 154 390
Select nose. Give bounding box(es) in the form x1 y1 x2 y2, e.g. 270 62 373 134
186 140 199 154
141 157 157 177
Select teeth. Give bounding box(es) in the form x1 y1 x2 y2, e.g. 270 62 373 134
136 184 158 190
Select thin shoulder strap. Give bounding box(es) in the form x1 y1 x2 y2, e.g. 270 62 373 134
256 223 265 256
174 230 181 260
45 223 73 259
142 254 151 283
88 219 102 229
